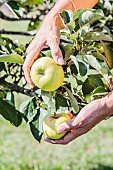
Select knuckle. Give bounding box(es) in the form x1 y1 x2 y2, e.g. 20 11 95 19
53 48 59 55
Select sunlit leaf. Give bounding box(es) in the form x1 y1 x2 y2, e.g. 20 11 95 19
0 53 24 64
63 86 79 113
83 32 113 42
79 9 104 26
23 0 43 5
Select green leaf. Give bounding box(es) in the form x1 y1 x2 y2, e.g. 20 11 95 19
73 9 87 20
28 20 41 31
61 10 73 23
6 92 15 106
70 55 79 73
0 63 5 71
20 98 38 122
41 91 56 112
41 50 51 57
78 61 87 76
0 53 24 64
29 109 43 142
0 99 22 127
92 86 108 99
92 86 107 94
102 42 113 69
23 0 43 5
79 9 104 27
62 44 75 62
0 90 6 99
8 1 19 10
70 56 87 76
66 21 75 32
85 55 101 72
82 78 94 95
55 94 68 110
63 86 79 113
29 108 47 142
30 122 43 142
83 32 113 42
70 64 78 75
88 74 104 88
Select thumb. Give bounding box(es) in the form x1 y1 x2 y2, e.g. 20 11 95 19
57 119 76 133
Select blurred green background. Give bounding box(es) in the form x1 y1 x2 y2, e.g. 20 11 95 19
0 17 113 170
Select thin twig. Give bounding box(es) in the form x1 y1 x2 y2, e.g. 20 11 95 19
0 77 42 99
0 29 36 36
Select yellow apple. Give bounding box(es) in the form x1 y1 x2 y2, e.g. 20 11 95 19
30 57 64 91
42 112 71 140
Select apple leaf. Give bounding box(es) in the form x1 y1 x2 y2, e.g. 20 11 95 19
79 9 104 26
29 109 43 143
83 32 113 42
78 61 87 76
82 78 94 95
92 86 107 94
88 74 104 88
55 94 68 110
0 53 24 64
23 0 43 5
0 99 22 127
0 63 5 71
29 122 43 143
29 108 47 142
6 92 15 106
85 55 101 72
73 9 87 20
61 10 73 23
20 97 38 122
63 86 79 113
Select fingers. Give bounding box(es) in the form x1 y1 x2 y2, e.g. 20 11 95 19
47 27 64 65
65 111 75 119
23 50 39 87
57 114 80 133
45 128 86 145
50 45 64 65
23 38 46 88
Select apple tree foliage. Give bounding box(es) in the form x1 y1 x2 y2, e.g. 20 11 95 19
0 0 113 142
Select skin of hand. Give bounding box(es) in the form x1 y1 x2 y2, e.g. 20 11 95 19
23 0 99 88
23 15 64 88
45 92 113 145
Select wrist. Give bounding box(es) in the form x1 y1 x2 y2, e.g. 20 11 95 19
100 91 113 117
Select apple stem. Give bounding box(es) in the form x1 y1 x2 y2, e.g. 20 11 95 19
54 112 59 119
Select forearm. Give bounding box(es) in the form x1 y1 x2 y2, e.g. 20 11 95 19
103 91 113 117
46 0 99 29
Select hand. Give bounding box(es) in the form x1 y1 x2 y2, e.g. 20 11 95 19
45 98 109 145
23 15 64 88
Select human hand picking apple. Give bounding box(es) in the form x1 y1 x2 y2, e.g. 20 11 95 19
45 95 113 145
42 112 72 140
23 15 64 88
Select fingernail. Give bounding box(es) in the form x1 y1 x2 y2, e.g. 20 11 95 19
57 126 65 133
57 57 64 65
